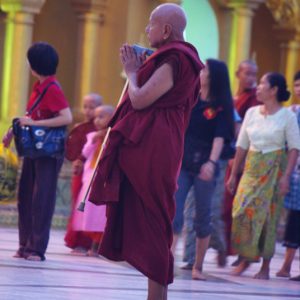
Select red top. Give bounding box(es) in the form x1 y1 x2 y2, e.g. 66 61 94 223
27 76 69 120
89 41 204 285
234 88 259 120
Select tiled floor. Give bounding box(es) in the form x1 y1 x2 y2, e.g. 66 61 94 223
0 227 299 300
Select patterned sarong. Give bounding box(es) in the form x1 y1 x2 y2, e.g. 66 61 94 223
231 150 286 260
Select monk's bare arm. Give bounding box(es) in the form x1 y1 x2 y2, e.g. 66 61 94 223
127 63 174 110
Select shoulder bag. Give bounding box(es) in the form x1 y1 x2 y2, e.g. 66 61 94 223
12 82 66 158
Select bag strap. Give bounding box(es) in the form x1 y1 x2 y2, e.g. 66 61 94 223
26 81 57 116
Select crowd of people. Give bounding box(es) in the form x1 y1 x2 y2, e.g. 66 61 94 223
1 3 300 300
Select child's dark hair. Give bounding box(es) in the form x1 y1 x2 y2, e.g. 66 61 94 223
294 71 300 82
27 42 59 76
206 59 235 140
266 72 290 102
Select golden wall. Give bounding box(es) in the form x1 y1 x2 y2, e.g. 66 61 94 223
0 0 300 132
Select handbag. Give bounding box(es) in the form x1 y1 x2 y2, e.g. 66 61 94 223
12 82 66 158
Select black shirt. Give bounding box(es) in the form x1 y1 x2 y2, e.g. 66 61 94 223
182 98 233 173
185 98 232 144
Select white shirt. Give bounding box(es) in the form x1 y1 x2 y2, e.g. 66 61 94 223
236 105 300 153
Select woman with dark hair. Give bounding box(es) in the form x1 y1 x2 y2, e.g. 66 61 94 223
2 42 72 261
172 59 235 280
227 72 300 279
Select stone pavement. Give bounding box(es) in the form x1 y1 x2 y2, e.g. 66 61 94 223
0 227 299 300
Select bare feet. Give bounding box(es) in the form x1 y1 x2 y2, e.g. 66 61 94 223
25 254 46 261
192 268 207 281
13 250 25 258
70 247 87 255
254 268 270 280
231 260 250 276
276 269 290 278
86 249 99 257
180 263 193 270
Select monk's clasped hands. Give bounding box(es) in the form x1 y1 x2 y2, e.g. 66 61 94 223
120 44 146 76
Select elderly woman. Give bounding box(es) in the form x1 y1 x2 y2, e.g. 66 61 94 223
227 72 300 279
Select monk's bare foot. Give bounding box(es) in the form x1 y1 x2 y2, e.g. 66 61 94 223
192 268 206 281
231 260 250 276
86 249 99 257
254 269 270 280
276 269 290 278
70 247 87 256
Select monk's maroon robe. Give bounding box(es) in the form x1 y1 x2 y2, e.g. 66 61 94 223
89 41 203 285
234 88 259 119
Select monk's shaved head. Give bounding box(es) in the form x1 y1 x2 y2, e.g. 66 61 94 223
152 3 186 38
236 60 258 90
237 60 257 73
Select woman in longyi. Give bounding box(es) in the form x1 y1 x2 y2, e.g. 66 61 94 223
227 72 300 279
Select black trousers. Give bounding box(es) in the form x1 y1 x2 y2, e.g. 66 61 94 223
283 210 300 249
17 156 63 257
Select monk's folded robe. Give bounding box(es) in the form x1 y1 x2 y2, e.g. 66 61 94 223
235 88 259 119
89 41 203 285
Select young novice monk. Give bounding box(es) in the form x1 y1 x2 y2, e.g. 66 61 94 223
64 93 102 253
72 105 114 256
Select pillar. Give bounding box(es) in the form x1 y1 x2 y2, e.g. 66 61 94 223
0 0 46 124
222 0 264 92
71 0 107 112
276 28 300 105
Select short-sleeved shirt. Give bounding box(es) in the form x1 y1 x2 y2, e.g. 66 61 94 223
181 98 233 171
27 76 69 120
185 98 233 145
236 105 300 153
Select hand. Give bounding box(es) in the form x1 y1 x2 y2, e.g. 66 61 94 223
226 175 237 195
198 162 215 181
120 44 145 76
2 128 13 148
279 175 290 196
73 159 83 176
18 116 35 126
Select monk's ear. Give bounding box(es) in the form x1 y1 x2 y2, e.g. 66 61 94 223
163 23 172 39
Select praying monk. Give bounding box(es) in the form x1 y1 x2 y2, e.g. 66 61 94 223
88 3 203 300
223 60 259 257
